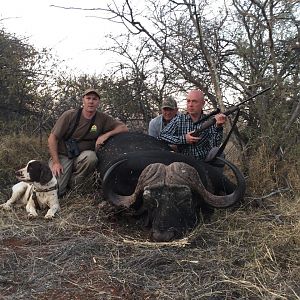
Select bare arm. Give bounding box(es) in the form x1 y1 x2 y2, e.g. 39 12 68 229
95 124 128 149
48 133 64 176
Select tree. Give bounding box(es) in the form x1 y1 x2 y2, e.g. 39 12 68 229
0 27 59 134
226 0 300 154
96 0 299 157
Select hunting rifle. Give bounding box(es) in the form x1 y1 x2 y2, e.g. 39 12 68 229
191 87 271 137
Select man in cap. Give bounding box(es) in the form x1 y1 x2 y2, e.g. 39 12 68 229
148 96 179 138
159 89 226 161
48 88 128 197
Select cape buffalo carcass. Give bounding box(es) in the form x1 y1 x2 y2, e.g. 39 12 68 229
96 132 246 242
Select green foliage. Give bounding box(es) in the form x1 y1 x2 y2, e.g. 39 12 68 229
0 29 36 110
99 75 156 123
0 27 63 135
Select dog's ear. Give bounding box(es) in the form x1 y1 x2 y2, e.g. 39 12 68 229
40 163 53 185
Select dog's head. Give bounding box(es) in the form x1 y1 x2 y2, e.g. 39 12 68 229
16 160 53 185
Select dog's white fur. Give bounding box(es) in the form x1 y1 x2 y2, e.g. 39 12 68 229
0 160 60 219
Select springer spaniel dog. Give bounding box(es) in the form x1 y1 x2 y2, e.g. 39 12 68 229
0 160 60 219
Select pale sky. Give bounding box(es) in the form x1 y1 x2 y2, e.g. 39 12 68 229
0 0 124 75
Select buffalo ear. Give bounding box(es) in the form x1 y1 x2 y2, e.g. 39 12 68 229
40 163 53 185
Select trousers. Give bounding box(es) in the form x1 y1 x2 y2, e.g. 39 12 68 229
49 150 98 197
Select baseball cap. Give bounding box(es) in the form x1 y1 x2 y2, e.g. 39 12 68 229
82 88 100 98
161 96 177 109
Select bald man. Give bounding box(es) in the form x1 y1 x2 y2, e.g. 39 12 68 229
159 89 226 161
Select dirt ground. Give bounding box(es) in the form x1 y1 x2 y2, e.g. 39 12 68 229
0 189 299 300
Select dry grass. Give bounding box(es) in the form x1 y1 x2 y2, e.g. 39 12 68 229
0 135 49 189
0 135 299 299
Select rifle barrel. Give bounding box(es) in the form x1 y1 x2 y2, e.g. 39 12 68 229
237 86 271 107
191 86 271 137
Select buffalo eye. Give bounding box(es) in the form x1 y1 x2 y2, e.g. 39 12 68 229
143 189 159 208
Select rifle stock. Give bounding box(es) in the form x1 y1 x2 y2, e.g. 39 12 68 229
191 87 271 137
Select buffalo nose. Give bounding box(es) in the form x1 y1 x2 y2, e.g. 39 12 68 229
152 230 175 242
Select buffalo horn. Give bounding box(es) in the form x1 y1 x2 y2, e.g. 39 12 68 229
165 159 245 208
103 161 166 207
102 160 133 207
103 158 245 209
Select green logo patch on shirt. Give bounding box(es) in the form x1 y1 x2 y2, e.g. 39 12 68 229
90 125 97 132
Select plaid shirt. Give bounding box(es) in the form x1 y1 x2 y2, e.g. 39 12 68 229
159 113 223 160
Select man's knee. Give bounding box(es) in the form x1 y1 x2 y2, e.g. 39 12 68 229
79 150 97 164
75 151 98 173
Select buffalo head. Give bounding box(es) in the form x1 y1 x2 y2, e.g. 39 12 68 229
97 132 246 242
102 157 245 242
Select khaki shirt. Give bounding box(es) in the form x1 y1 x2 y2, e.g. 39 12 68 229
51 109 124 155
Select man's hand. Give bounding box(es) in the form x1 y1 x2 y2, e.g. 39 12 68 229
186 131 201 144
95 134 110 150
215 113 226 127
95 124 128 150
51 162 64 177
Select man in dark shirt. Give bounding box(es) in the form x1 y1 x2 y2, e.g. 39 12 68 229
159 89 226 160
48 88 128 196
